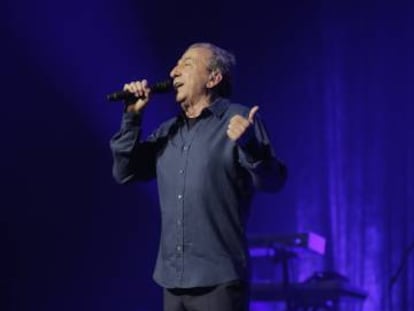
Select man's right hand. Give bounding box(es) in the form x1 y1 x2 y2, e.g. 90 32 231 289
123 79 151 114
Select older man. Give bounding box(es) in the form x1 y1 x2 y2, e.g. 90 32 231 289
110 42 286 311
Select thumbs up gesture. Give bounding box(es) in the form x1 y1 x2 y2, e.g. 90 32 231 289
227 106 259 142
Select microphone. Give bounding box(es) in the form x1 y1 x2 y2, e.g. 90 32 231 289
106 79 173 102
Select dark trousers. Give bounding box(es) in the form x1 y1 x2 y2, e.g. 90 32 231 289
163 280 249 311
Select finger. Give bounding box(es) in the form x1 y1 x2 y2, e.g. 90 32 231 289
123 82 139 97
227 122 247 139
142 80 151 97
123 81 147 97
229 115 250 127
123 82 134 92
248 105 259 124
228 122 247 133
228 122 248 132
138 79 152 97
142 79 151 94
226 128 238 141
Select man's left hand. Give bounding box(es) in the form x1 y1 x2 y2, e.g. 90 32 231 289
227 106 259 141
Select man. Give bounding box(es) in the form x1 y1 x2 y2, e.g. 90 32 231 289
110 42 287 311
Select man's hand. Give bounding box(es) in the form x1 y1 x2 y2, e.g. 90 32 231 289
227 106 259 141
123 79 151 114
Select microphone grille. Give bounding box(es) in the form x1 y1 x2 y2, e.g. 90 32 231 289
152 79 173 93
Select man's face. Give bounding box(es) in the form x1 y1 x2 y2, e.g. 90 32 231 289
170 47 213 104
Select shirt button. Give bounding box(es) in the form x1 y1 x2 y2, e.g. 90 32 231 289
183 145 188 151
177 219 182 226
176 245 182 252
179 169 184 174
178 194 183 199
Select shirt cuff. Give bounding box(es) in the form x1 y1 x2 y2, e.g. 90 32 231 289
237 126 263 164
121 111 143 129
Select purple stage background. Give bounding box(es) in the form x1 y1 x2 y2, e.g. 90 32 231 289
1 1 413 310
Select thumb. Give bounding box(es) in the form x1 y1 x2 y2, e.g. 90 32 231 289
248 105 259 124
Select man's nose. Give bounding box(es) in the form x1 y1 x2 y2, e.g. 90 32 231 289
170 65 181 78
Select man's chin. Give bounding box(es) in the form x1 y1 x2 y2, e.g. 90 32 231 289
175 94 185 104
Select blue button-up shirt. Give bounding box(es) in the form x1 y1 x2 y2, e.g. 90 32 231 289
110 98 286 288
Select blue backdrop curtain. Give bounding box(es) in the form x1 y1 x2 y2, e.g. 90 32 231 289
245 3 414 310
1 1 413 311
287 2 414 310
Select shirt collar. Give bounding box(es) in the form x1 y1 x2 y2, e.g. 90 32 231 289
205 97 230 118
177 97 230 122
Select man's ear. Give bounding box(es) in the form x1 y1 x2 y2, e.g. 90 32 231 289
206 70 223 89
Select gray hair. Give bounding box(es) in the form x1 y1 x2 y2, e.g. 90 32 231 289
188 42 236 97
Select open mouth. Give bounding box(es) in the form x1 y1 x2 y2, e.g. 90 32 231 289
173 81 184 90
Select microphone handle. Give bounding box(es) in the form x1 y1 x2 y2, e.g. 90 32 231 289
106 79 172 102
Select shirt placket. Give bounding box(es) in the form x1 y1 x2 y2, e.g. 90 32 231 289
175 119 205 285
175 126 192 283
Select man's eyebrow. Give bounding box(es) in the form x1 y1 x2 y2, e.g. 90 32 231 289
180 57 193 63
